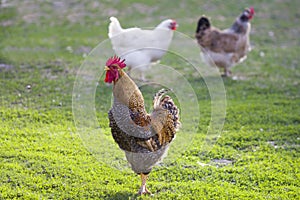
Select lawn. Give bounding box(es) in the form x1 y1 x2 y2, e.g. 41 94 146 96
1 0 299 199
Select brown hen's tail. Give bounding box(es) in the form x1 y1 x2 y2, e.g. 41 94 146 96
153 89 181 131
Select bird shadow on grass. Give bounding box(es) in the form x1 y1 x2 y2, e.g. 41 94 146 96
104 191 141 200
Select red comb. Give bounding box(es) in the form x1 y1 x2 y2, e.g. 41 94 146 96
106 56 126 69
249 7 255 15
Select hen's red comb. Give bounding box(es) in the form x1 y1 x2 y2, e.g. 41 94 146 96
106 56 126 69
249 7 255 15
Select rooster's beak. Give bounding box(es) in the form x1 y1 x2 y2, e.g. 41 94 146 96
104 66 110 71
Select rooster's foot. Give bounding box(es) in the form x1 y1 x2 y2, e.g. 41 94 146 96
137 186 151 195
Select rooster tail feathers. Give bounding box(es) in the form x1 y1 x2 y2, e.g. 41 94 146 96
153 88 171 109
196 16 210 33
108 16 123 38
153 88 181 130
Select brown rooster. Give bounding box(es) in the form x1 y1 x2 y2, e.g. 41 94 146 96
195 7 255 76
103 56 180 194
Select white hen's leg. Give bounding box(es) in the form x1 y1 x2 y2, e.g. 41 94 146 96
138 173 151 195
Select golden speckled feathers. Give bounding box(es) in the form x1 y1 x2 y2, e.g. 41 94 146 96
110 71 180 153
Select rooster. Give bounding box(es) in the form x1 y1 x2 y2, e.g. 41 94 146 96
103 56 180 195
108 17 177 80
195 7 255 76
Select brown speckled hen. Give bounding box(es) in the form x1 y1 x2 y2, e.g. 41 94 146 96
195 7 255 76
104 56 180 195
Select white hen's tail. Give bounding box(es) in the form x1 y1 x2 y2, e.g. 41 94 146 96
108 17 123 38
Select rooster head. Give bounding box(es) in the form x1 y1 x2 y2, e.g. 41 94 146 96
104 56 126 83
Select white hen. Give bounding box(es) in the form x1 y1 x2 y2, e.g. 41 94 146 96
108 17 177 80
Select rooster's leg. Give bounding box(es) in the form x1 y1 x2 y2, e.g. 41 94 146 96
138 173 151 195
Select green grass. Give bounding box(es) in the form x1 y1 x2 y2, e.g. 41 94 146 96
1 0 300 199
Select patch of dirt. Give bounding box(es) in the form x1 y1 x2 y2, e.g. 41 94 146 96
267 140 300 149
211 159 233 167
